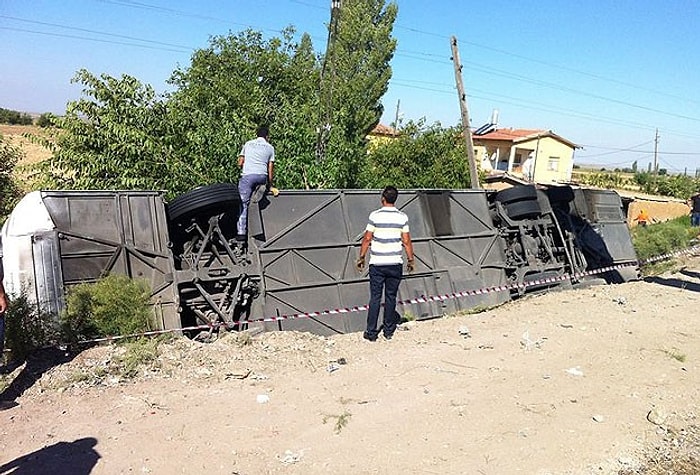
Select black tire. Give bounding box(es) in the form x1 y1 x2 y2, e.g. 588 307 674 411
495 185 538 204
536 190 552 215
167 183 241 222
505 199 542 220
545 186 575 204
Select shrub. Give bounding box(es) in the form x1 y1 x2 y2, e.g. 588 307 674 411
117 337 162 378
61 274 154 343
4 291 59 362
36 113 55 128
0 136 24 226
632 216 698 263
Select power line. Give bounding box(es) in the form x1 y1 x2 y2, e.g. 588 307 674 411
391 50 700 125
576 141 655 157
390 79 700 147
14 1 698 130
392 20 700 108
7 0 700 153
0 26 190 53
0 15 193 50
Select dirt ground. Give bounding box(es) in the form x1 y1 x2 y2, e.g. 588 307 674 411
0 124 53 166
0 256 699 474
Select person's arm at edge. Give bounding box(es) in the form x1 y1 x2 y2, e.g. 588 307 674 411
237 154 245 167
402 232 414 262
268 160 274 185
0 282 8 314
359 230 373 259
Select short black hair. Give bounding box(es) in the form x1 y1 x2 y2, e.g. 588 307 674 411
256 125 269 138
382 185 398 204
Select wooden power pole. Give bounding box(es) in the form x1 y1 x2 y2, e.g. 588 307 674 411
450 36 480 189
653 128 659 175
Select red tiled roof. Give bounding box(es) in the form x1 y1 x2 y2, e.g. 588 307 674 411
474 128 579 148
370 123 398 136
474 128 547 141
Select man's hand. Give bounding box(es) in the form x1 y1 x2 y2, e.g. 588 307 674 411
355 256 366 273
406 259 416 274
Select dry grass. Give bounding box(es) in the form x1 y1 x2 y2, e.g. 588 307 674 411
0 124 53 165
620 420 700 475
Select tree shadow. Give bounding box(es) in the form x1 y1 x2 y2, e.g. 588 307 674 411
0 437 100 474
0 346 78 402
645 275 700 293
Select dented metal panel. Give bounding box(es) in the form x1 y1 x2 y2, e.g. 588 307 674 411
2 191 180 330
2 184 639 338
248 189 510 335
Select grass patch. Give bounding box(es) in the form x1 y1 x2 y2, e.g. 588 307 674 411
116 337 162 378
401 311 417 322
632 216 698 263
322 410 352 434
631 216 700 276
659 348 687 363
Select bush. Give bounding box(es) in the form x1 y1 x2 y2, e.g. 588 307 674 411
4 291 59 362
632 216 698 263
61 274 154 343
0 108 33 125
0 136 24 226
36 113 55 128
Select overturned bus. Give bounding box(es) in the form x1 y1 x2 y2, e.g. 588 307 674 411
0 184 638 337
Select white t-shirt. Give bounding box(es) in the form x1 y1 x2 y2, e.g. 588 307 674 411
239 137 275 176
366 207 409 266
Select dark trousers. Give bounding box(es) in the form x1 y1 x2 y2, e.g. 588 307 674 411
366 264 402 337
692 212 700 227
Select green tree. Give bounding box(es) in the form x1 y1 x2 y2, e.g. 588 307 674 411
167 28 322 189
321 0 398 187
358 121 472 188
0 108 33 125
0 135 24 225
36 112 55 128
32 70 194 197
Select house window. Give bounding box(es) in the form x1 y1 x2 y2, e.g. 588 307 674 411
547 157 560 171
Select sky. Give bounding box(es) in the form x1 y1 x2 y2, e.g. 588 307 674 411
2 0 700 174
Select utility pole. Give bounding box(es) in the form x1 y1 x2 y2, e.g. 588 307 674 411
315 0 342 162
653 128 659 176
450 36 480 189
393 99 401 130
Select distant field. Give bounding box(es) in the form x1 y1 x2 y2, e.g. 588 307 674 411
0 124 53 165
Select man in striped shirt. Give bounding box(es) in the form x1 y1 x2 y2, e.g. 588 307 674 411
356 186 415 341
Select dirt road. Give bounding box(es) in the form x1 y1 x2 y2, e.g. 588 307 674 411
1 259 699 474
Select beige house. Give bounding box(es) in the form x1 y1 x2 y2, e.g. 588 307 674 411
367 123 398 150
473 128 578 183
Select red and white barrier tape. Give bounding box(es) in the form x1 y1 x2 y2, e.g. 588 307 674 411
79 244 700 344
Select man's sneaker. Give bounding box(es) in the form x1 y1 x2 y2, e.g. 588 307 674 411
363 332 377 342
383 333 394 341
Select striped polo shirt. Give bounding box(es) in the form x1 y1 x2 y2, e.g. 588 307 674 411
366 207 410 266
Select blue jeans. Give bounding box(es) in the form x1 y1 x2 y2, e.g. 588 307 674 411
692 212 700 227
366 264 403 338
237 174 268 236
